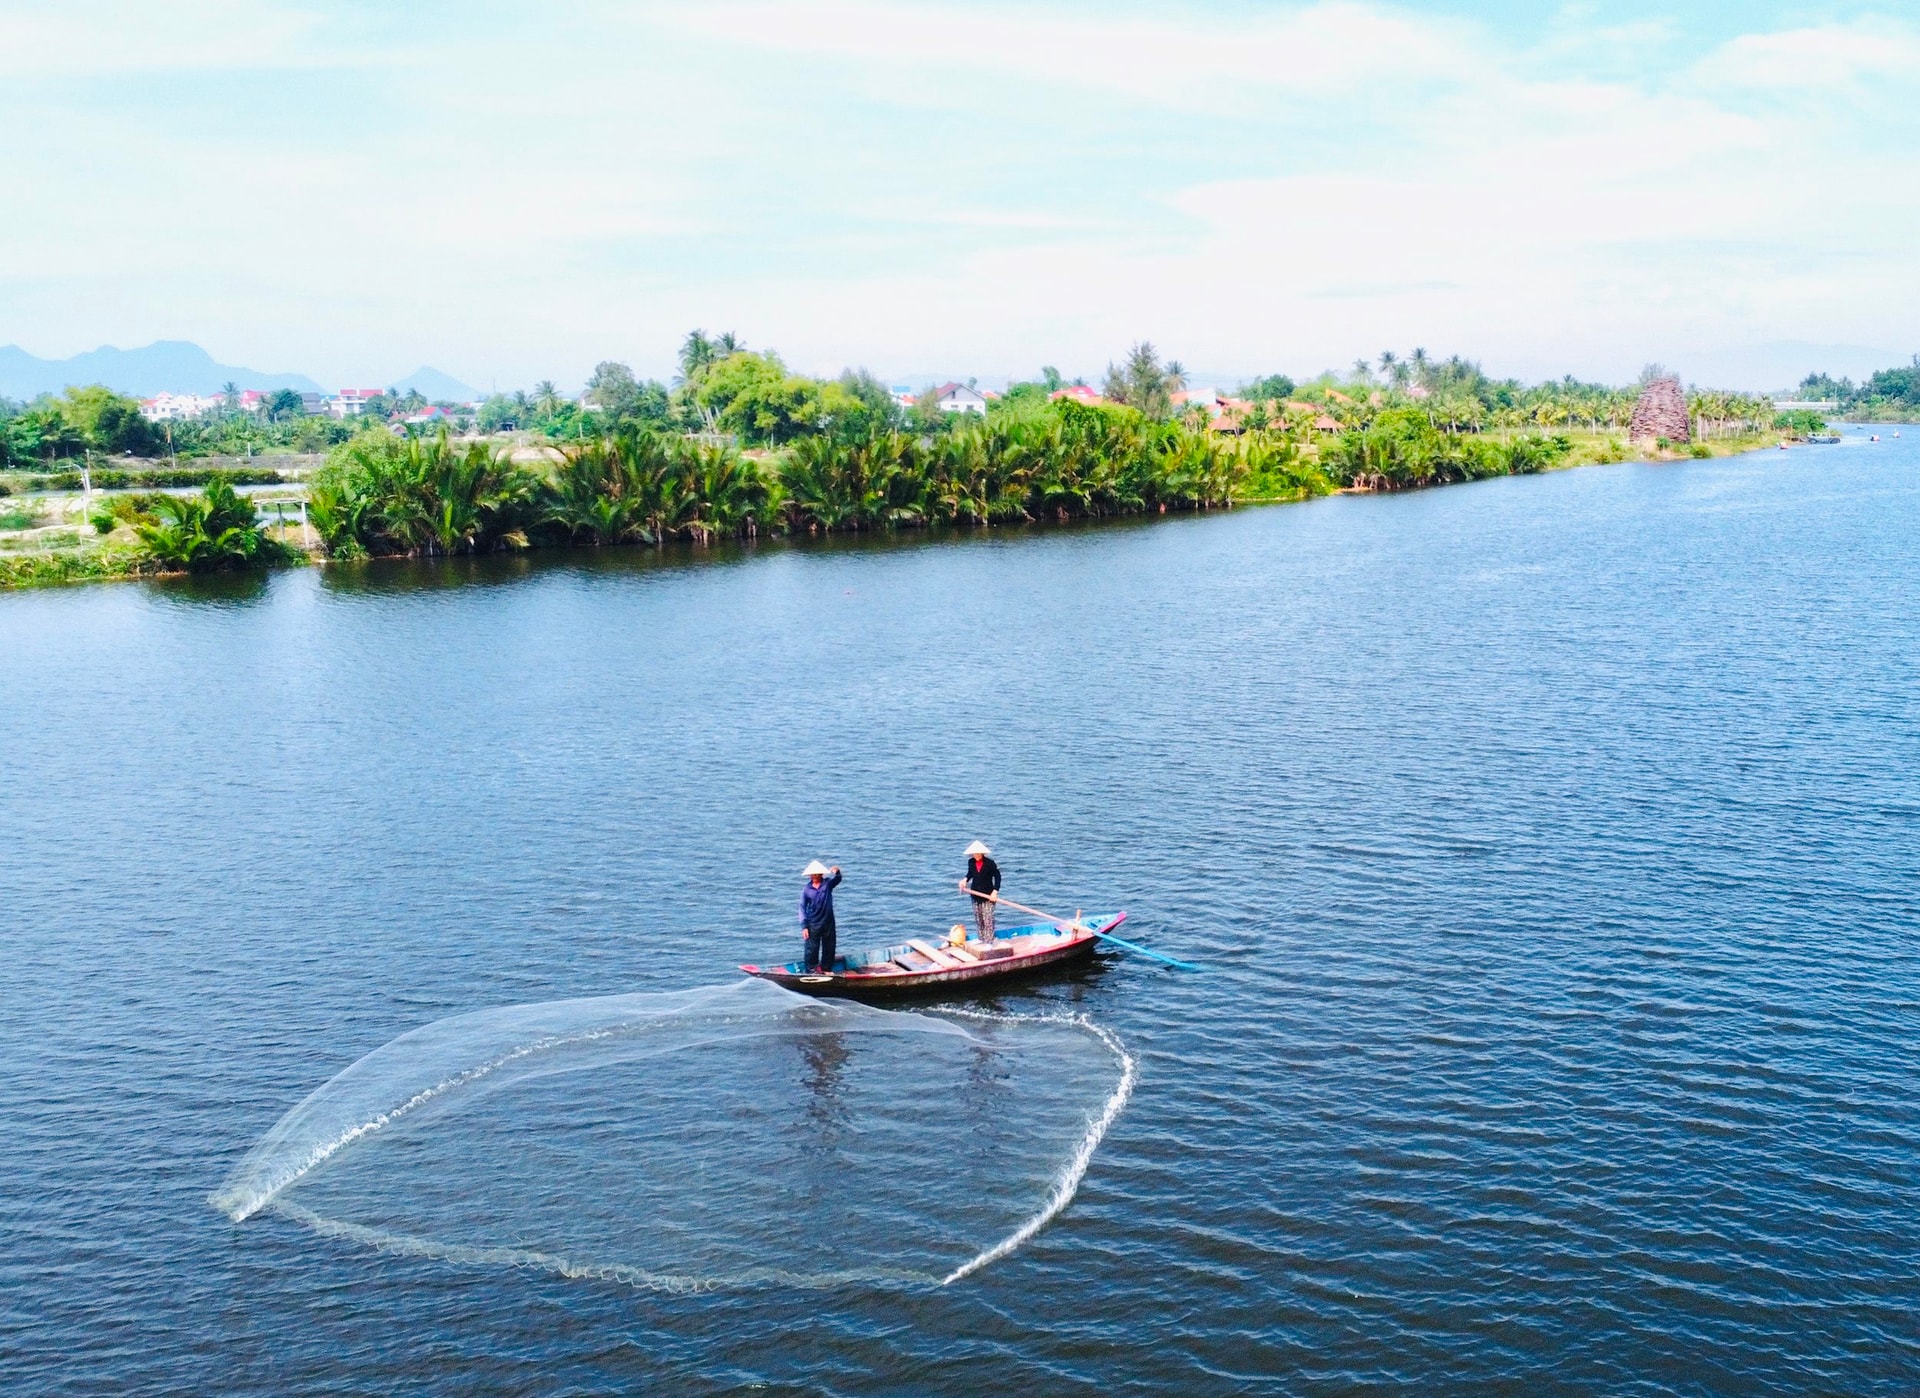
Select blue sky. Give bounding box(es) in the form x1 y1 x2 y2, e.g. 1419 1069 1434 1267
2 1 1916 389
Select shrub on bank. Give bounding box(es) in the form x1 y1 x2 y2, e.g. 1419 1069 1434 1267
1323 408 1572 489
134 478 302 573
0 545 152 588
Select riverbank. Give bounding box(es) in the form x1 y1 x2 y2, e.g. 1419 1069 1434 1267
0 427 1849 590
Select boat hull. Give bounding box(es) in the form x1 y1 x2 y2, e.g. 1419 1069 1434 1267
742 913 1124 1000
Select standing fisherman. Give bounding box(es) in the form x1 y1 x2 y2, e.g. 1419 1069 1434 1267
799 860 842 974
959 840 1001 941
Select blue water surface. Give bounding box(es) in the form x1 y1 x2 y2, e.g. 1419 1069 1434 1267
2 432 1916 1394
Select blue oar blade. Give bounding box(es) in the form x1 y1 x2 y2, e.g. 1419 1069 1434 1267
1091 928 1201 971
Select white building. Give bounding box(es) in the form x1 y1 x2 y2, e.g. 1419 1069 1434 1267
138 392 226 421
930 382 988 415
331 388 385 418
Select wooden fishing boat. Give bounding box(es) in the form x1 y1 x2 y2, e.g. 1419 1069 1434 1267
742 912 1125 999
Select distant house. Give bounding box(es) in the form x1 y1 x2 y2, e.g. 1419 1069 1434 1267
138 392 224 421
237 389 268 413
1048 384 1106 406
1283 400 1344 432
931 382 988 415
331 388 385 418
1201 396 1259 433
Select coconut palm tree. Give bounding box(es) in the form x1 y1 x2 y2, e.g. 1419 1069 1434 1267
678 330 729 385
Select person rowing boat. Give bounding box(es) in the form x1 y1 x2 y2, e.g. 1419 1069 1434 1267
799 860 842 975
958 840 1001 941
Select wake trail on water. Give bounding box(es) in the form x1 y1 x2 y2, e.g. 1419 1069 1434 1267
212 978 1132 1289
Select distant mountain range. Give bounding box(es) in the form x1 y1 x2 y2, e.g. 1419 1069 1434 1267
0 341 479 403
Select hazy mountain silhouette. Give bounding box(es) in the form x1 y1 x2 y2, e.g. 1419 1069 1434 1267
0 341 325 399
379 366 479 402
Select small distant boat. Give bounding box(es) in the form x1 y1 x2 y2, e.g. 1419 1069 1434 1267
743 912 1125 999
1806 433 1841 444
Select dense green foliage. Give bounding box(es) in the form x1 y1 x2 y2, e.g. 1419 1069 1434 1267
1772 409 1831 436
0 385 354 464
1236 373 1297 403
133 479 293 572
1321 408 1572 488
1796 356 1920 420
0 386 156 464
303 403 1343 561
309 435 537 559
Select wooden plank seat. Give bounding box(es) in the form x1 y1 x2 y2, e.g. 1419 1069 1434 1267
907 938 969 969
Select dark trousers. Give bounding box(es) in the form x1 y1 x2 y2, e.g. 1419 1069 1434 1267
804 920 837 973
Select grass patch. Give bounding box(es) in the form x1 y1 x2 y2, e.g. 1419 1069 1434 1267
0 545 154 588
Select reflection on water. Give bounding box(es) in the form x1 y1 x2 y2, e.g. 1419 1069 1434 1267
144 569 276 607
309 512 1183 597
798 1030 851 1138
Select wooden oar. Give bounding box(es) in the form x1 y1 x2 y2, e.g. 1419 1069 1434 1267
960 889 1201 971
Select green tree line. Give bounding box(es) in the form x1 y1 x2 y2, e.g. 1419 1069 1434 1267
1795 356 1920 421
0 385 360 465
1267 352 1781 439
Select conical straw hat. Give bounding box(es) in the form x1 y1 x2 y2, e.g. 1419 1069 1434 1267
964 840 991 857
802 859 831 877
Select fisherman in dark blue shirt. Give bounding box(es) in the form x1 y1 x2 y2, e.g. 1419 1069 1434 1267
799 860 843 974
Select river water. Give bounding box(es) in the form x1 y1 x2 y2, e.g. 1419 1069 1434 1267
3 434 1916 1394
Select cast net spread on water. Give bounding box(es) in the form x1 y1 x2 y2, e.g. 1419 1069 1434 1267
211 978 1133 1290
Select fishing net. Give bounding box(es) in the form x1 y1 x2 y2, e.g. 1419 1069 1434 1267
212 979 1132 1290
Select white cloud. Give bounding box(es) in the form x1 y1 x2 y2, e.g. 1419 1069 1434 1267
657 0 1483 108
1693 17 1920 90
0 0 330 75
0 2 1916 387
